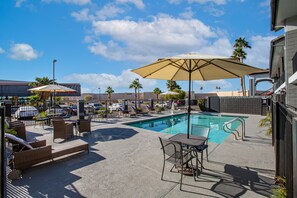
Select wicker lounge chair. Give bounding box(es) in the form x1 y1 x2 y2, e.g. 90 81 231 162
78 116 91 134
8 121 27 141
159 137 195 190
52 117 74 141
131 106 149 115
5 133 89 171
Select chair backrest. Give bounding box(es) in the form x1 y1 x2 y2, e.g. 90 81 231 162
191 124 210 138
159 137 181 157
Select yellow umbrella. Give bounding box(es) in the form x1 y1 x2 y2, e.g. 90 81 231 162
28 84 77 93
28 84 76 114
132 53 265 138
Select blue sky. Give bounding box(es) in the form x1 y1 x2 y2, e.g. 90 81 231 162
0 0 281 94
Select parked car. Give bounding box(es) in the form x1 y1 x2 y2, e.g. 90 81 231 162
46 105 64 115
88 103 103 111
108 103 123 111
15 106 39 120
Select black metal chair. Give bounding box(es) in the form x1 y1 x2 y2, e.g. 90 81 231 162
191 124 210 176
159 137 195 190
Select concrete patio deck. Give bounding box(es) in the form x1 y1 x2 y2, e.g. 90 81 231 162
7 113 275 197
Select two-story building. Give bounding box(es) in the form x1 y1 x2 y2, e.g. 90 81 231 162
270 0 297 197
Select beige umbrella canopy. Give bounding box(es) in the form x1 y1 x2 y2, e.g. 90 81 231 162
160 91 179 95
132 53 265 138
28 84 77 93
28 84 76 114
132 53 264 81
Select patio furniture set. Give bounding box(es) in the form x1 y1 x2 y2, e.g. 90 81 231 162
5 117 91 178
159 124 209 190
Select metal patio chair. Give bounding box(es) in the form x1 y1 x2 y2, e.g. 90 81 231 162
159 137 195 190
191 124 210 176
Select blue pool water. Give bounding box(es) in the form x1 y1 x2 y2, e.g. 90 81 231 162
127 113 246 144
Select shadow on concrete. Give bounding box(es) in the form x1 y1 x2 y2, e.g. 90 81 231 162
7 151 105 197
81 127 138 144
209 164 273 198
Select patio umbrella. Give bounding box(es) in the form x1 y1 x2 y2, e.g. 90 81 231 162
160 91 179 95
28 84 76 114
132 53 265 138
28 84 77 93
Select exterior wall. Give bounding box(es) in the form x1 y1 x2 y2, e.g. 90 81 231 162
0 81 81 97
286 28 297 108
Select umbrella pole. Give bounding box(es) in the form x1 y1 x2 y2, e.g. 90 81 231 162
187 71 192 139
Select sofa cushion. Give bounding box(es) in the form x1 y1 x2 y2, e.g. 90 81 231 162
5 133 33 150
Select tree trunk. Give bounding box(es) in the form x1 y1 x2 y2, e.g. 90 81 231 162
156 94 159 103
134 89 137 109
240 77 245 96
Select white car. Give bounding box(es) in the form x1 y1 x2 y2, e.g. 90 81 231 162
108 103 123 111
15 106 39 119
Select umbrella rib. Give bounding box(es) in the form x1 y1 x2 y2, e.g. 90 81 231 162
203 60 241 77
141 60 180 78
219 59 261 70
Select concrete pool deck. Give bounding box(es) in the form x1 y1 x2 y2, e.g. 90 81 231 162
7 113 275 197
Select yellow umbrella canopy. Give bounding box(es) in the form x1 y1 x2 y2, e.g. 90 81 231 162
132 53 265 138
132 53 264 81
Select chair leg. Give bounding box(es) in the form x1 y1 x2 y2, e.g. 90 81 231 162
200 151 203 173
206 148 209 161
190 159 196 181
161 160 165 181
195 152 199 178
180 165 183 190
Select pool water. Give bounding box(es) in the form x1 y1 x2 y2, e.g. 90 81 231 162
127 114 246 144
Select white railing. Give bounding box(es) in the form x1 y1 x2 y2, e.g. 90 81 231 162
222 117 245 141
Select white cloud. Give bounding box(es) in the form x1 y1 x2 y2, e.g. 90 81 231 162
42 0 91 6
167 0 182 4
245 35 276 68
15 0 26 7
71 8 93 21
204 5 224 16
116 0 145 9
64 69 157 93
95 4 125 20
0 47 5 54
179 7 194 19
188 0 227 5
89 15 221 63
260 0 270 7
9 43 40 61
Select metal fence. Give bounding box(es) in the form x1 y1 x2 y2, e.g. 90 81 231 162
272 101 297 198
206 96 268 115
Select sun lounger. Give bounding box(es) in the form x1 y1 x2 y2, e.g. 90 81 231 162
5 133 89 171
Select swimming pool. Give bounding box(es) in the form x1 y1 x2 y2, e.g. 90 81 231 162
127 113 247 144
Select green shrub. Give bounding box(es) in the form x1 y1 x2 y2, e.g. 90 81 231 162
157 107 164 112
259 112 272 135
272 176 286 198
198 99 206 111
4 124 17 136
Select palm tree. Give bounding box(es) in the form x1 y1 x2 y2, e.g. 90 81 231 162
105 86 114 105
153 88 162 103
166 80 181 91
129 79 143 109
232 37 251 96
29 77 54 110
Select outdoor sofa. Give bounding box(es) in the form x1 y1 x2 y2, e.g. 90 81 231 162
6 133 89 171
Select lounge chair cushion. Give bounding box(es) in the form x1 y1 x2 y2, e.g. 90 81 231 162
5 133 33 150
